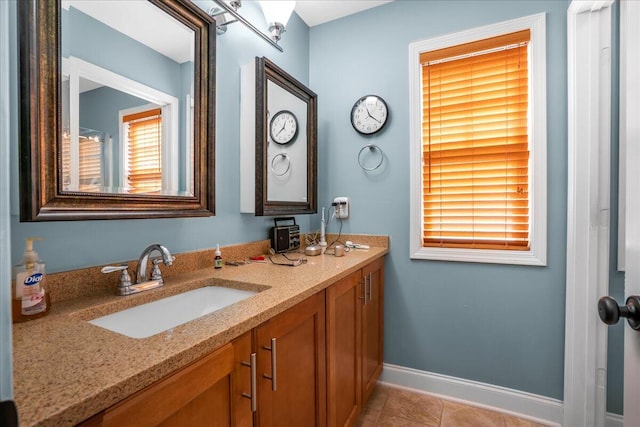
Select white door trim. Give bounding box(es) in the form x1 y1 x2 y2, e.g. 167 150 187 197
565 1 613 426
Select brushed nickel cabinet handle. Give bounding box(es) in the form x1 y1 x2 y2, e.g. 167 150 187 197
262 338 277 391
368 272 373 303
358 278 366 301
364 274 370 304
241 353 257 412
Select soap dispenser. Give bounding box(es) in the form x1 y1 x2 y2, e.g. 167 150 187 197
12 237 50 323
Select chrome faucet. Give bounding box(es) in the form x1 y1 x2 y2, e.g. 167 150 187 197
135 243 174 285
101 243 174 296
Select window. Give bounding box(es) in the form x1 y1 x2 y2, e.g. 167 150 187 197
61 130 104 192
409 14 546 265
122 107 162 193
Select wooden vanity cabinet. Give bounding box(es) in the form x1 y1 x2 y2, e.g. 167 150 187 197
78 258 383 427
326 258 385 427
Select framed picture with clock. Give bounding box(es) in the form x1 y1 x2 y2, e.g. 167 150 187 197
269 110 298 145
350 94 389 135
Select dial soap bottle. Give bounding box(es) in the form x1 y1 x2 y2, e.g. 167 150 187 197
12 237 50 323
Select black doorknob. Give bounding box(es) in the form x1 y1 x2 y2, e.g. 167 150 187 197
598 295 640 330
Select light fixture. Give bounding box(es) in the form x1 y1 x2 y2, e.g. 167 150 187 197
209 0 295 52
258 1 296 42
209 0 241 35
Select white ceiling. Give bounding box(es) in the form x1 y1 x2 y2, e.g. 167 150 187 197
294 0 394 27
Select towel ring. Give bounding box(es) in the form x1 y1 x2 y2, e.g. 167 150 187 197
358 144 384 171
271 153 291 176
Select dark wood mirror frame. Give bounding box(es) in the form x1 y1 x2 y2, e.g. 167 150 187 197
18 0 215 221
255 57 317 216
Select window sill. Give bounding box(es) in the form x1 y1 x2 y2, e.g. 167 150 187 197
410 246 546 266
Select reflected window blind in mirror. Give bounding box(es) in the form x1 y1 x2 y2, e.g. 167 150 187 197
123 107 162 193
61 129 105 192
421 30 530 250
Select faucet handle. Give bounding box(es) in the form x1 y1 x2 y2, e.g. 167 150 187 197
101 265 128 274
150 256 174 281
101 264 132 293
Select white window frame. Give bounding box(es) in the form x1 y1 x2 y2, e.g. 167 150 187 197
408 13 547 266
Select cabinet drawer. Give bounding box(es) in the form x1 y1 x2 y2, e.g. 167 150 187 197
100 343 234 427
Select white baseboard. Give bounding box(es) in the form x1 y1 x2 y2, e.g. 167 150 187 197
381 363 562 425
380 364 624 427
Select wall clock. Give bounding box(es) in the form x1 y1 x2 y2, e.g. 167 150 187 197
269 110 298 145
350 94 388 135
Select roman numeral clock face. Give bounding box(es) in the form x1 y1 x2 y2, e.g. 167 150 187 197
350 95 389 135
269 110 299 145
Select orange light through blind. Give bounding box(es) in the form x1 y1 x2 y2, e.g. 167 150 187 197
421 30 530 250
78 136 102 189
61 133 103 191
123 108 162 193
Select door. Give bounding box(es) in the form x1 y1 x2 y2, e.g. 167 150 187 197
599 1 640 425
233 331 255 427
255 292 326 427
361 258 384 403
326 270 362 427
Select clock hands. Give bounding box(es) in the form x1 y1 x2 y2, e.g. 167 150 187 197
272 112 296 144
365 105 381 124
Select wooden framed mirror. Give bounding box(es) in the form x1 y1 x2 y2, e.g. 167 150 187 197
18 0 215 221
255 57 317 216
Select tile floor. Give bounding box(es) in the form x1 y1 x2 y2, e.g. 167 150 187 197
355 384 548 427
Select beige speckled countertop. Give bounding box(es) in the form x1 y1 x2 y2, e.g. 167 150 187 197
12 236 388 426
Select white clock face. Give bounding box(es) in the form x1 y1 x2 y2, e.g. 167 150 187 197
351 95 388 135
270 110 298 145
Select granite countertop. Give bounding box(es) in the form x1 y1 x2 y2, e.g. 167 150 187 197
12 239 388 426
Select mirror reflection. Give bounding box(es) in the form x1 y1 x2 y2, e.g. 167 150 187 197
60 0 195 196
266 80 308 203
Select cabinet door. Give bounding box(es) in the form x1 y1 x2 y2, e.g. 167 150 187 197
233 331 255 427
326 271 362 427
361 258 384 403
99 343 235 427
256 292 326 427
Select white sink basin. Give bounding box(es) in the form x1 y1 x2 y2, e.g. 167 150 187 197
89 286 257 339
